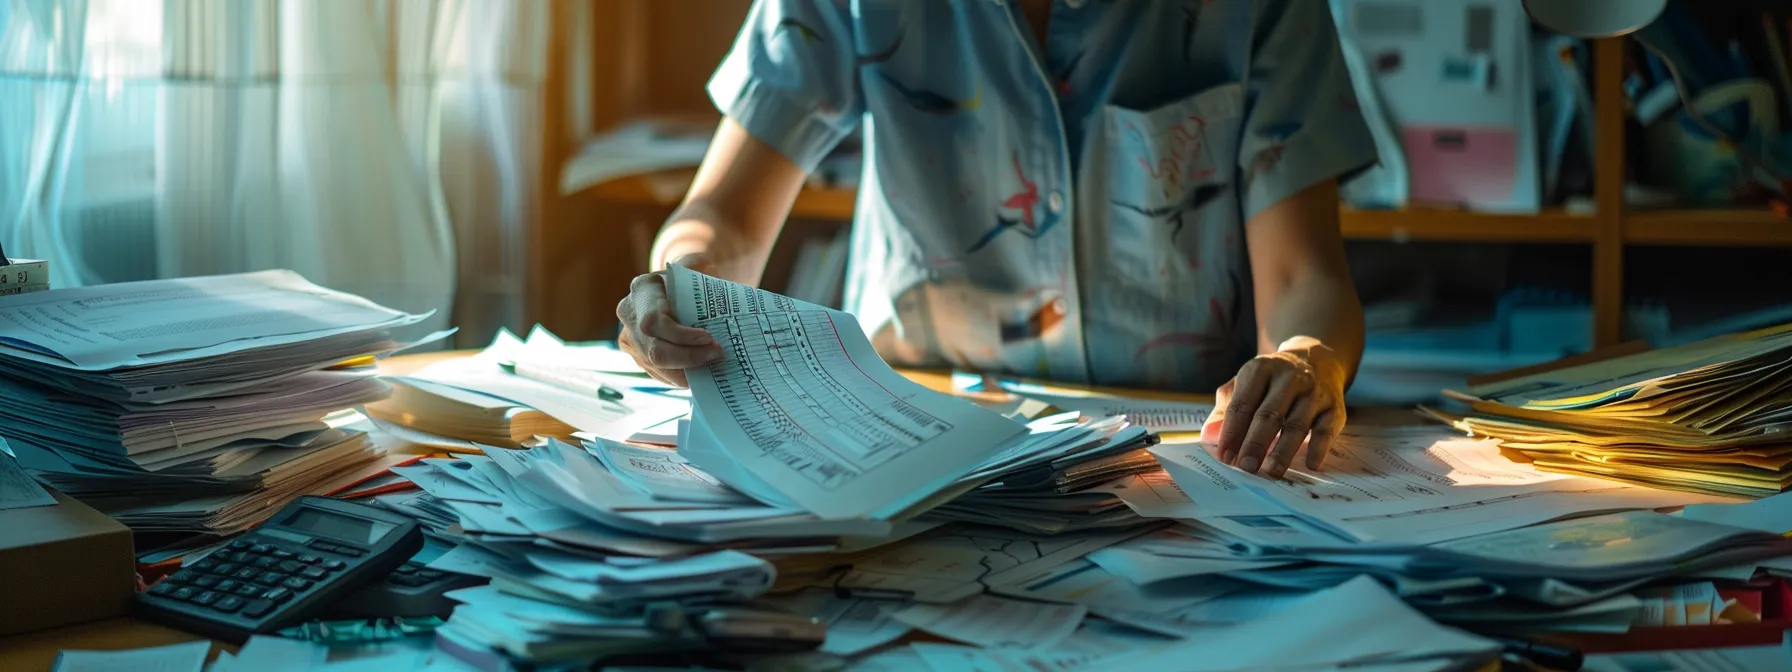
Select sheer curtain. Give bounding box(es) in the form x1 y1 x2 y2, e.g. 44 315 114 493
0 0 547 344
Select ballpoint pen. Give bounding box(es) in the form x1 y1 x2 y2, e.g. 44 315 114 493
498 361 631 409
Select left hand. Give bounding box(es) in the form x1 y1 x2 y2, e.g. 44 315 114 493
1203 337 1348 479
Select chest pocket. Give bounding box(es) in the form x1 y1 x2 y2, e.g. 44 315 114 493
1092 82 1244 284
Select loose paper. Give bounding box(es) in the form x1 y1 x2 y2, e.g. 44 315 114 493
0 439 54 511
667 264 1025 520
891 594 1085 649
51 641 210 672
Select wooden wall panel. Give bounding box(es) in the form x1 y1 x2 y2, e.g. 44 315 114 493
536 0 753 341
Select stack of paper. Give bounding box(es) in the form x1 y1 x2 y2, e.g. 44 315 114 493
365 377 577 447
665 264 1044 522
0 271 428 536
1436 323 1792 497
392 327 689 444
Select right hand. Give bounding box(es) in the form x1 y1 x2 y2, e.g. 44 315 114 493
616 255 724 387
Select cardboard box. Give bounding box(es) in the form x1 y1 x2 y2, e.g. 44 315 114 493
0 488 135 636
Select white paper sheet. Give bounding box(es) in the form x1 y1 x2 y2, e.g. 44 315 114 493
50 641 210 672
1091 576 1501 670
390 464 503 505
667 264 1026 520
1583 645 1792 672
953 372 1216 433
1085 546 1290 585
891 594 1085 649
0 270 422 370
1151 426 1725 545
995 560 1243 637
584 437 754 505
409 330 688 440
0 441 54 511
816 525 1147 603
764 589 914 656
1681 490 1792 534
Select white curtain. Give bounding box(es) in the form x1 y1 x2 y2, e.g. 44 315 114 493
0 0 548 344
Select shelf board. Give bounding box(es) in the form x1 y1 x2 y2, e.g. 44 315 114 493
1625 209 1792 246
579 172 1598 243
1338 208 1593 243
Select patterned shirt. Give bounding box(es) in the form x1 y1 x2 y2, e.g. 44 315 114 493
708 0 1376 391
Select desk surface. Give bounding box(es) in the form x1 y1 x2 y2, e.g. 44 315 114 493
0 352 1419 670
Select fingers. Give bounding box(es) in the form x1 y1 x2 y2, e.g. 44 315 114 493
1306 408 1344 471
618 328 689 387
1262 397 1318 479
1217 364 1270 463
1231 377 1298 474
628 274 715 347
617 272 722 387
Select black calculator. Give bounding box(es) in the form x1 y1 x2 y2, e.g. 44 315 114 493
136 496 424 641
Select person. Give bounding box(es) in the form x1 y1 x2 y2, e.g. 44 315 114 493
615 0 1376 480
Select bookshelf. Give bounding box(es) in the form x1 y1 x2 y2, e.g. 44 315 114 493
547 9 1792 347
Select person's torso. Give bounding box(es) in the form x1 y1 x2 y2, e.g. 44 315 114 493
843 0 1262 391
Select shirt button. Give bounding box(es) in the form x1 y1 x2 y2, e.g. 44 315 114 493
1047 191 1065 213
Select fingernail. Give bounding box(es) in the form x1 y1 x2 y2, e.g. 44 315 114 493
1264 459 1285 478
1239 456 1260 472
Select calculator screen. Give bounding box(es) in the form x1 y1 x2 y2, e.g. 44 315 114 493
284 507 394 544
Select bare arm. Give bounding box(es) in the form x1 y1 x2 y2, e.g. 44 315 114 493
1245 178 1364 384
650 117 811 284
618 117 810 386
1210 178 1364 478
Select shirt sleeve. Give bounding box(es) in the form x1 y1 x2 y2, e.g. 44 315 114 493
1236 0 1378 222
708 0 863 173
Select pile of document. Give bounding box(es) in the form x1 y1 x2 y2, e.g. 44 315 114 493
0 271 428 537
1435 323 1792 497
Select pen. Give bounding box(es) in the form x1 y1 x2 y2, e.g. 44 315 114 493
498 361 630 407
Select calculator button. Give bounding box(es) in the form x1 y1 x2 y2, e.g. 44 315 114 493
260 587 293 604
256 571 285 586
299 567 328 581
390 575 427 588
192 591 220 606
146 582 176 597
171 587 198 602
191 576 219 589
216 563 240 575
212 596 245 613
233 568 260 581
308 539 338 551
334 546 366 557
233 585 262 597
250 544 273 554
277 560 304 574
229 540 252 550
394 565 416 575
225 552 252 563
189 559 219 572
322 560 346 571
251 556 278 569
281 577 312 592
215 580 239 593
271 550 295 560
297 554 321 565
417 570 444 580
240 599 275 619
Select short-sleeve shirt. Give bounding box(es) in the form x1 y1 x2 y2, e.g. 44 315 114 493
708 0 1376 392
